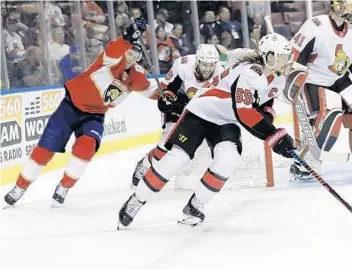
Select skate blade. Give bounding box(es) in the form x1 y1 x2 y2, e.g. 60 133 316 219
51 200 63 208
117 220 129 230
177 219 203 227
2 201 14 210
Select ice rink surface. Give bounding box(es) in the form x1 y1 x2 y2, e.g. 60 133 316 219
1 143 352 270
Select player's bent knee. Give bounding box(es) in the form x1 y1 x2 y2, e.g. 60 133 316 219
72 135 96 161
31 146 55 166
211 141 240 178
153 145 190 179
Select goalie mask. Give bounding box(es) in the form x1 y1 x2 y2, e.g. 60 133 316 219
331 0 352 23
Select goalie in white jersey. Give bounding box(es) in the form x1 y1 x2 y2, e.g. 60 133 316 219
289 0 352 180
118 33 296 227
130 44 223 189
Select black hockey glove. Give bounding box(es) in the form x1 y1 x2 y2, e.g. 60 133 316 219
266 128 296 158
123 18 147 43
158 90 184 116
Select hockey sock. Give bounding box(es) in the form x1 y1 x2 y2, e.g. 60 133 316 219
61 136 96 188
16 146 54 189
152 146 167 162
195 168 228 205
136 145 190 201
135 166 168 202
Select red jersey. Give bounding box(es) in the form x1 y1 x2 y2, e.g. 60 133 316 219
65 38 150 114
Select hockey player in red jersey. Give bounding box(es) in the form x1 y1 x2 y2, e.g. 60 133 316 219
130 44 223 189
290 0 352 180
118 33 296 227
4 18 150 207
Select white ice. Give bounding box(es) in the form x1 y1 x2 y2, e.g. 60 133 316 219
1 141 352 270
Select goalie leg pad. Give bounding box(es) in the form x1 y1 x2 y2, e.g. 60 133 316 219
342 113 352 152
316 108 343 151
282 68 307 103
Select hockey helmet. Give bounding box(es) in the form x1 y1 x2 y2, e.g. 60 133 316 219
196 44 220 65
258 33 293 69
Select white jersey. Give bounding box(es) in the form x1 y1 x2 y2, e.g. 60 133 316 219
161 54 223 98
187 62 285 139
292 15 352 86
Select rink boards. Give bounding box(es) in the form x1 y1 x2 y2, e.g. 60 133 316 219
0 85 162 185
3 80 344 186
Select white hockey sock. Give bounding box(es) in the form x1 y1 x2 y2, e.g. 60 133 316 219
135 179 154 202
142 154 151 168
195 182 216 205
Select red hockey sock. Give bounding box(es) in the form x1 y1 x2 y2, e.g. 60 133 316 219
61 136 96 188
17 146 54 188
31 146 55 165
16 175 31 189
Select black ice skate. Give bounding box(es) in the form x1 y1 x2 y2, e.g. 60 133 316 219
4 185 26 206
52 183 69 207
118 193 145 228
131 158 148 189
178 193 205 227
289 162 313 181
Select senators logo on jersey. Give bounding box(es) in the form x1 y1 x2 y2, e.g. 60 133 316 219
328 44 351 76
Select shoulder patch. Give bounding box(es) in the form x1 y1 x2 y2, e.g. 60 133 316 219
165 69 173 80
311 17 322 27
181 56 188 64
250 65 263 76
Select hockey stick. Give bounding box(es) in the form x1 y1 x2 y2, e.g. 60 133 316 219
121 1 165 100
289 150 352 213
264 15 351 162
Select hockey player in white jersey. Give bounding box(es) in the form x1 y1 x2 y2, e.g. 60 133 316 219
118 33 296 227
290 0 352 180
130 44 223 189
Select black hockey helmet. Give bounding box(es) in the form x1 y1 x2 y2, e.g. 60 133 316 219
330 0 352 23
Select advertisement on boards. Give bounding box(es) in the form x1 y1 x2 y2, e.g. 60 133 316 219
0 95 23 166
23 88 64 158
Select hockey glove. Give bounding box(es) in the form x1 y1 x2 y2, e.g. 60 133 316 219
158 90 184 115
123 17 147 43
266 128 296 158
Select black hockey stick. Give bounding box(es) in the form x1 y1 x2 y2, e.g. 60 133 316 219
289 150 352 213
121 0 165 100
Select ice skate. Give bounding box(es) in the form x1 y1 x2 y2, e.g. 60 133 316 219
52 183 69 207
4 185 27 207
178 193 205 227
289 162 314 181
131 158 148 190
118 193 145 228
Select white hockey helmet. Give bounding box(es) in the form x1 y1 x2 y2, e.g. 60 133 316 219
196 44 219 65
258 33 293 69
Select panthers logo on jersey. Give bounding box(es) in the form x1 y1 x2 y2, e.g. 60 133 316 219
103 79 128 105
328 44 351 76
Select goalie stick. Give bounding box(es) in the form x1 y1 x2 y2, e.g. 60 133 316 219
264 16 351 162
289 150 352 213
121 1 165 100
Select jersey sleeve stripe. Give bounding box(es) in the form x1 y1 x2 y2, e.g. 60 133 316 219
199 89 231 99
